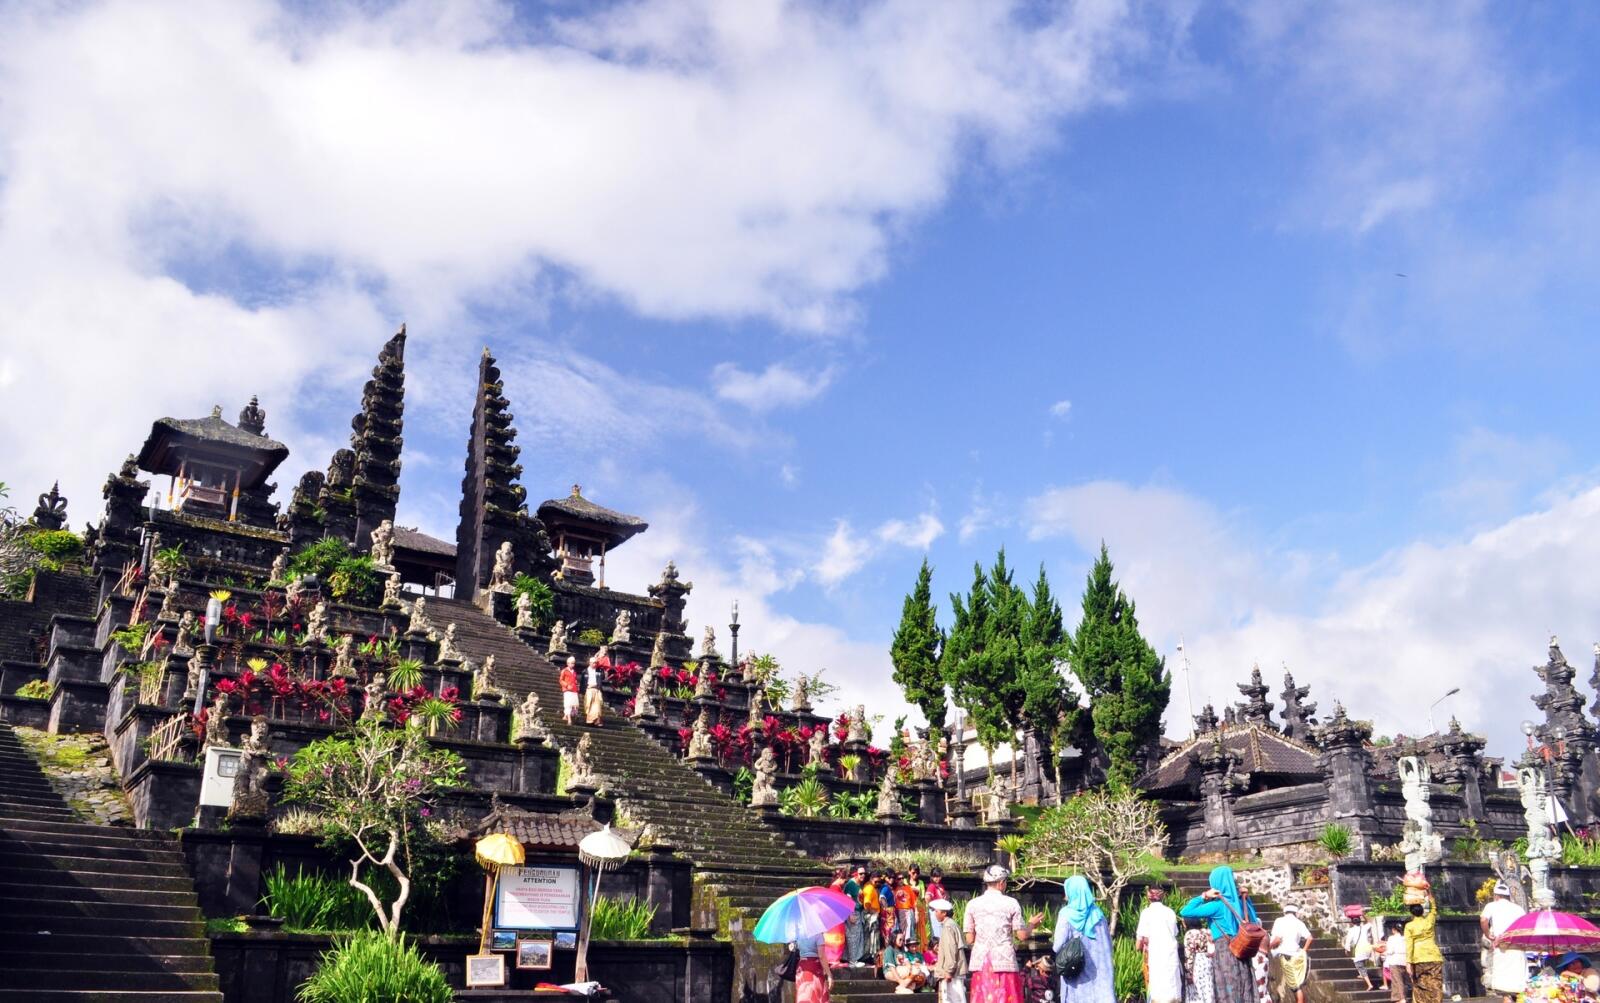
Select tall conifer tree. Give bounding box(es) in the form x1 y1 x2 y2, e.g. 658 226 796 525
1020 563 1076 795
1068 544 1170 787
890 558 947 731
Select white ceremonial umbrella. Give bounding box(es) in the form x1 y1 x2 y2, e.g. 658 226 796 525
575 824 633 981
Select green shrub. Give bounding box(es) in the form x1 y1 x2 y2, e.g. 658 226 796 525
1113 928 1144 1002
297 931 452 1003
1318 822 1353 858
511 574 554 627
15 679 51 700
826 789 875 820
732 767 754 805
779 776 829 818
263 864 373 932
25 529 83 562
287 539 379 605
110 621 151 654
577 628 608 646
589 896 658 940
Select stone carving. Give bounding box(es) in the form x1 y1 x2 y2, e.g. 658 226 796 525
474 654 506 703
437 623 462 662
229 717 271 820
369 519 395 569
686 709 714 760
306 601 329 644
633 667 658 720
362 673 387 722
846 705 868 744
751 746 780 807
693 665 715 701
1520 764 1562 906
985 786 1010 823
204 692 230 750
489 541 515 591
650 630 668 668
1237 665 1274 728
1397 755 1443 871
515 592 534 630
157 581 178 621
175 611 196 655
701 625 718 659
32 482 68 530
285 575 309 606
333 634 356 677
514 690 547 742
547 619 568 654
747 689 766 730
381 572 403 610
407 596 433 636
913 739 940 782
569 734 598 789
268 549 288 585
1280 670 1318 743
807 727 831 772
1193 703 1219 735
791 673 812 711
612 609 632 645
875 770 901 819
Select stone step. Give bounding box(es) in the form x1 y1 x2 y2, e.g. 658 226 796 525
0 911 204 938
0 817 169 844
0 838 185 863
0 804 78 823
1 931 214 957
2 968 220 993
0 878 200 906
0 865 199 893
0 945 218 973
0 894 202 921
0 993 222 1003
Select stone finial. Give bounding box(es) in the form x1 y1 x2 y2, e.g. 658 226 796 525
1237 665 1274 729
32 482 68 530
238 396 267 435
750 746 780 807
1279 669 1318 742
659 560 680 584
1193 703 1219 735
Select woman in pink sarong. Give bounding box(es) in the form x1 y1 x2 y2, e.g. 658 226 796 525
963 865 1044 1003
822 868 848 968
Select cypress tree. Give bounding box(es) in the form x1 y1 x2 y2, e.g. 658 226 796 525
890 558 947 731
1020 563 1076 795
1068 543 1170 787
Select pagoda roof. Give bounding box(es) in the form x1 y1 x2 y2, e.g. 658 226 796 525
537 486 647 547
1138 723 1321 797
472 802 638 851
394 525 455 558
136 407 289 486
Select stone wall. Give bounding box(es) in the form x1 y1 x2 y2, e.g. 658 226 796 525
770 814 1002 865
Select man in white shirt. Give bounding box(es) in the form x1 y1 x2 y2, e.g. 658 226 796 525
1269 904 1314 1003
1480 882 1528 1002
1136 886 1182 1003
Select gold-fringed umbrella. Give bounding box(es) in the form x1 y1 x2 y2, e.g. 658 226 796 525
475 833 526 954
574 824 632 981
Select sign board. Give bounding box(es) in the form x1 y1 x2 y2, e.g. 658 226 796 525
493 864 581 931
199 746 241 808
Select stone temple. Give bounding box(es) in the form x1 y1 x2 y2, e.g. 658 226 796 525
0 327 1590 1002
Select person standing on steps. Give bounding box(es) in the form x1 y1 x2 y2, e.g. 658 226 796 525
559 656 580 725
844 865 867 968
584 647 608 726
1268 903 1312 1003
931 898 968 1003
1178 866 1259 1003
1054 874 1114 1003
1404 892 1442 1003
1479 882 1527 1003
964 864 1044 1003
861 869 883 965
824 868 849 969
1138 885 1182 1003
796 929 833 1003
1183 917 1217 1003
1343 912 1378 991
1382 920 1410 1003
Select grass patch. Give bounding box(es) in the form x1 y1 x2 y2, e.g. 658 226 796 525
205 916 248 935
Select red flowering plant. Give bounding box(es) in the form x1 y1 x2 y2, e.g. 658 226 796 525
603 660 643 690
866 745 888 780
833 712 851 742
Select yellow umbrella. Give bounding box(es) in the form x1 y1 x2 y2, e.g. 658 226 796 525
475 832 526 954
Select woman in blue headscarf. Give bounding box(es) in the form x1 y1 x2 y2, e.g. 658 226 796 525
1179 867 1259 1003
1053 875 1115 1003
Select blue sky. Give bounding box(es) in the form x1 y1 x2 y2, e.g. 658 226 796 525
5 0 1600 760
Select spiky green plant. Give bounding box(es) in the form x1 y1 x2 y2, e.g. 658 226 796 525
589 896 658 940
297 931 451 1003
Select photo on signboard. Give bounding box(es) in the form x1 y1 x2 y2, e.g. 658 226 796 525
489 930 516 951
465 953 506 987
553 931 577 950
516 936 553 971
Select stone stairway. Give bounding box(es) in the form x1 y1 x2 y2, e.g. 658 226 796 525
0 721 222 1002
431 599 831 997
1170 873 1388 1003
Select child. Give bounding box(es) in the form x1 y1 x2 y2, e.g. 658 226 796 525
1383 920 1410 1003
559 656 580 725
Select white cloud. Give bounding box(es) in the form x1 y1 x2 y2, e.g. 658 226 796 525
1049 399 1073 418
710 362 834 412
876 512 945 550
814 521 873 588
0 0 1166 528
1026 477 1600 762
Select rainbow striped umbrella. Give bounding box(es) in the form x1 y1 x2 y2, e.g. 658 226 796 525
752 886 855 944
1498 909 1600 951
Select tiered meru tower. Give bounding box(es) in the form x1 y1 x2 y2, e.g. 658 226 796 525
453 349 553 601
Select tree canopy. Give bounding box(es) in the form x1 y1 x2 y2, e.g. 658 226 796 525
890 557 946 731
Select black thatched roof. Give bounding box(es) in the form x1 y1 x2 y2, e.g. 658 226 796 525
1139 724 1321 797
136 407 289 485
537 486 647 547
473 803 638 850
394 526 455 558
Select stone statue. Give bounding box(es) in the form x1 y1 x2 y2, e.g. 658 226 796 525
175 610 196 655
686 709 714 760
650 630 668 668
569 734 598 788
791 673 812 711
913 739 940 782
369 519 395 569
1397 755 1443 871
306 601 329 644
514 689 547 742
285 575 309 606
547 620 569 655
747 689 766 730
612 609 632 645
1520 764 1562 906
489 541 515 591
32 481 68 530
438 623 462 662
633 667 658 719
381 572 403 610
362 673 387 722
846 705 868 744
333 634 356 677
807 727 830 772
875 769 900 819
204 692 230 750
515 592 534 630
985 786 1010 823
693 665 715 701
229 717 271 820
268 549 288 585
751 746 780 807
407 596 433 636
474 654 506 703
701 625 718 659
157 581 178 621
